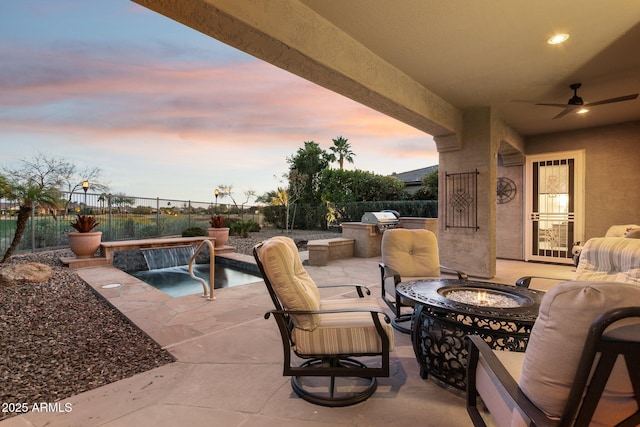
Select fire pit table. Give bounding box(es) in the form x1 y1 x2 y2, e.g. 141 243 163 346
396 279 544 391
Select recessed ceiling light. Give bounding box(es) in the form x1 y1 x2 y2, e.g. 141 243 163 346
548 33 570 45
577 108 589 114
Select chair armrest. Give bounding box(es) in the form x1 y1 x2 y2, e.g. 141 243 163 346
466 336 553 427
379 262 402 285
267 307 390 321
441 265 468 281
467 335 519 396
317 284 371 297
515 276 563 288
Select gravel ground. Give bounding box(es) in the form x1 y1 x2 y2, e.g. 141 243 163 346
0 228 338 420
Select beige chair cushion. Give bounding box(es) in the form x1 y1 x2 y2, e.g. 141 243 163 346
519 281 640 425
475 350 525 427
259 236 321 331
575 237 640 284
382 228 440 278
292 298 394 355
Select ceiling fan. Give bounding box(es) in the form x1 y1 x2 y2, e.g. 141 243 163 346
535 83 638 119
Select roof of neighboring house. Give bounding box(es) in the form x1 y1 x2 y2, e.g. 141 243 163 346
391 165 438 186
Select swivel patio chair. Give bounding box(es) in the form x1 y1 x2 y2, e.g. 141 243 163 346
253 236 394 407
379 228 467 333
466 280 640 427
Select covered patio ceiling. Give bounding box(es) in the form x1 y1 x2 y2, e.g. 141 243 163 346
132 0 640 139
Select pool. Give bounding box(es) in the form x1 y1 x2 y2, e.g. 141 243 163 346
133 263 261 298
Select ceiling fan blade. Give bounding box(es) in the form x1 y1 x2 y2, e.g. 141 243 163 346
552 107 577 120
585 93 638 107
535 103 568 108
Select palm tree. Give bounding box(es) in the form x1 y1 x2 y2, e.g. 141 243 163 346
0 174 10 196
1 181 61 263
329 136 355 169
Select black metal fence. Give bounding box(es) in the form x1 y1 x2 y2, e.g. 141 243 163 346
0 191 263 256
1 191 437 257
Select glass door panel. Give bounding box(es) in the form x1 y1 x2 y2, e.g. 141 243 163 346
526 151 584 264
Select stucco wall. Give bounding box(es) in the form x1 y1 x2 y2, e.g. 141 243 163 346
496 162 524 259
438 108 497 278
526 121 640 241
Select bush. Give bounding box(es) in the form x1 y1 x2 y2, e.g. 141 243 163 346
334 200 437 222
262 205 285 229
231 220 260 237
182 227 207 237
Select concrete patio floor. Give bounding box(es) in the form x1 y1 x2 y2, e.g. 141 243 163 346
1 252 575 427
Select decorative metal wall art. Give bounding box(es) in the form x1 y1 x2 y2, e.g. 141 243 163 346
496 177 517 204
445 170 479 230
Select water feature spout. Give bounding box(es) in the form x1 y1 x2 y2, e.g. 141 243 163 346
141 246 196 270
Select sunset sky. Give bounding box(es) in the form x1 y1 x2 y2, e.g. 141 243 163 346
0 1 438 204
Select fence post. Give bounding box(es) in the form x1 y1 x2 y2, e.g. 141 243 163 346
188 200 191 227
31 208 35 252
156 198 160 237
108 194 113 241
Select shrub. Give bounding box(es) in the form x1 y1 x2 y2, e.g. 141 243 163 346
182 227 207 237
231 220 260 237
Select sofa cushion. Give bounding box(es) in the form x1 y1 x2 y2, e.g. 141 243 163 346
259 236 320 331
575 237 640 284
292 298 394 355
381 229 440 278
519 281 640 425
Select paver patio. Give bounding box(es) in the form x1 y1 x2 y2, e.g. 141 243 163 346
1 252 574 427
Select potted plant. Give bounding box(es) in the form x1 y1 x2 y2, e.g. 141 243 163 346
68 215 102 258
208 214 229 248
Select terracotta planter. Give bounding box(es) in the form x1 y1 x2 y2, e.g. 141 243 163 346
68 231 102 258
207 227 230 248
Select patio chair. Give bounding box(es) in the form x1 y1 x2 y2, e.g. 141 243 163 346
466 280 640 427
253 236 394 407
379 228 467 333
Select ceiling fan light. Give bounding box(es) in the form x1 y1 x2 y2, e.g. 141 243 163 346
577 108 589 114
548 33 569 44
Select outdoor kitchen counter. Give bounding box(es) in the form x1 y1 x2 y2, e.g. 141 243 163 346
396 279 544 392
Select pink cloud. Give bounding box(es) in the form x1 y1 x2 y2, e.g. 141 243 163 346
1 36 437 201
1 40 430 150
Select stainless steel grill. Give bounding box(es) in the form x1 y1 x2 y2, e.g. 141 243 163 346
361 211 399 232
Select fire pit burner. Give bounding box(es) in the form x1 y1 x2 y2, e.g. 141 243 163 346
441 287 527 308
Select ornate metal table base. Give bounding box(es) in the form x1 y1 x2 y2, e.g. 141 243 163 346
397 280 543 391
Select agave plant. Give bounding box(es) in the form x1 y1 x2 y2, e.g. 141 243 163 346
70 215 100 233
209 214 226 228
